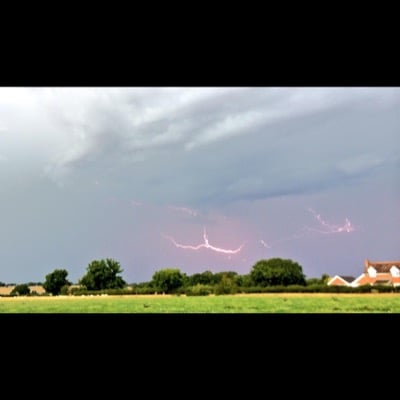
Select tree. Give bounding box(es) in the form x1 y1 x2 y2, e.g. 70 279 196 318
10 284 30 296
43 269 71 295
214 273 238 295
306 273 330 286
151 268 185 293
187 270 216 286
79 258 126 291
214 271 238 284
250 258 306 286
234 273 252 287
320 273 330 285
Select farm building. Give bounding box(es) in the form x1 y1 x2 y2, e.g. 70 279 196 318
328 259 400 287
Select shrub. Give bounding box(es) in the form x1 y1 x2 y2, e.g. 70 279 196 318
60 284 71 295
214 275 238 295
10 284 31 296
372 285 394 293
186 284 214 296
354 284 372 293
306 284 326 293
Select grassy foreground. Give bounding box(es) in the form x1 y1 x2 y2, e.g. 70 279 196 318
1 293 400 313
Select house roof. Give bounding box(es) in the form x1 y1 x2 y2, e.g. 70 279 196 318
338 275 356 283
327 275 355 285
364 259 400 273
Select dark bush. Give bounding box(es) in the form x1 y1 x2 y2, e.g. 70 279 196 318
372 285 394 293
238 286 266 293
306 284 326 293
353 284 372 293
214 275 238 295
185 284 214 296
10 284 31 296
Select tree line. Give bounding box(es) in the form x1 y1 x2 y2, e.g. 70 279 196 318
2 257 333 296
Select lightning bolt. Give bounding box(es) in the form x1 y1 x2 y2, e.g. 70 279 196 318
163 227 245 255
259 207 355 250
168 206 198 217
131 200 199 218
260 239 271 248
307 208 355 234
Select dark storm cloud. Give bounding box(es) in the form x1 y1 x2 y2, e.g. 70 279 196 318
31 87 398 208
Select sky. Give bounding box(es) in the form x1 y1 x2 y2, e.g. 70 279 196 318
0 87 399 284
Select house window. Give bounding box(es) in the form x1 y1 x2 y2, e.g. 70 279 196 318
391 266 400 277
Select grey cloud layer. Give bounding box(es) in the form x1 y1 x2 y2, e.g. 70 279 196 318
2 87 399 207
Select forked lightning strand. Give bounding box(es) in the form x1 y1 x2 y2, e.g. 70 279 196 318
163 227 245 255
259 208 355 250
307 208 355 234
168 206 198 217
260 239 271 248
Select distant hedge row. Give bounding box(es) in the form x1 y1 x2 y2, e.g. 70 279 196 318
2 283 400 297
241 284 400 293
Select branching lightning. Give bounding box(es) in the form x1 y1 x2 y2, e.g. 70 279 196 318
168 206 198 217
163 227 245 255
260 239 271 248
307 208 355 234
259 208 355 250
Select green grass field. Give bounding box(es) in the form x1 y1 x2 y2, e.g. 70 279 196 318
1 292 400 313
